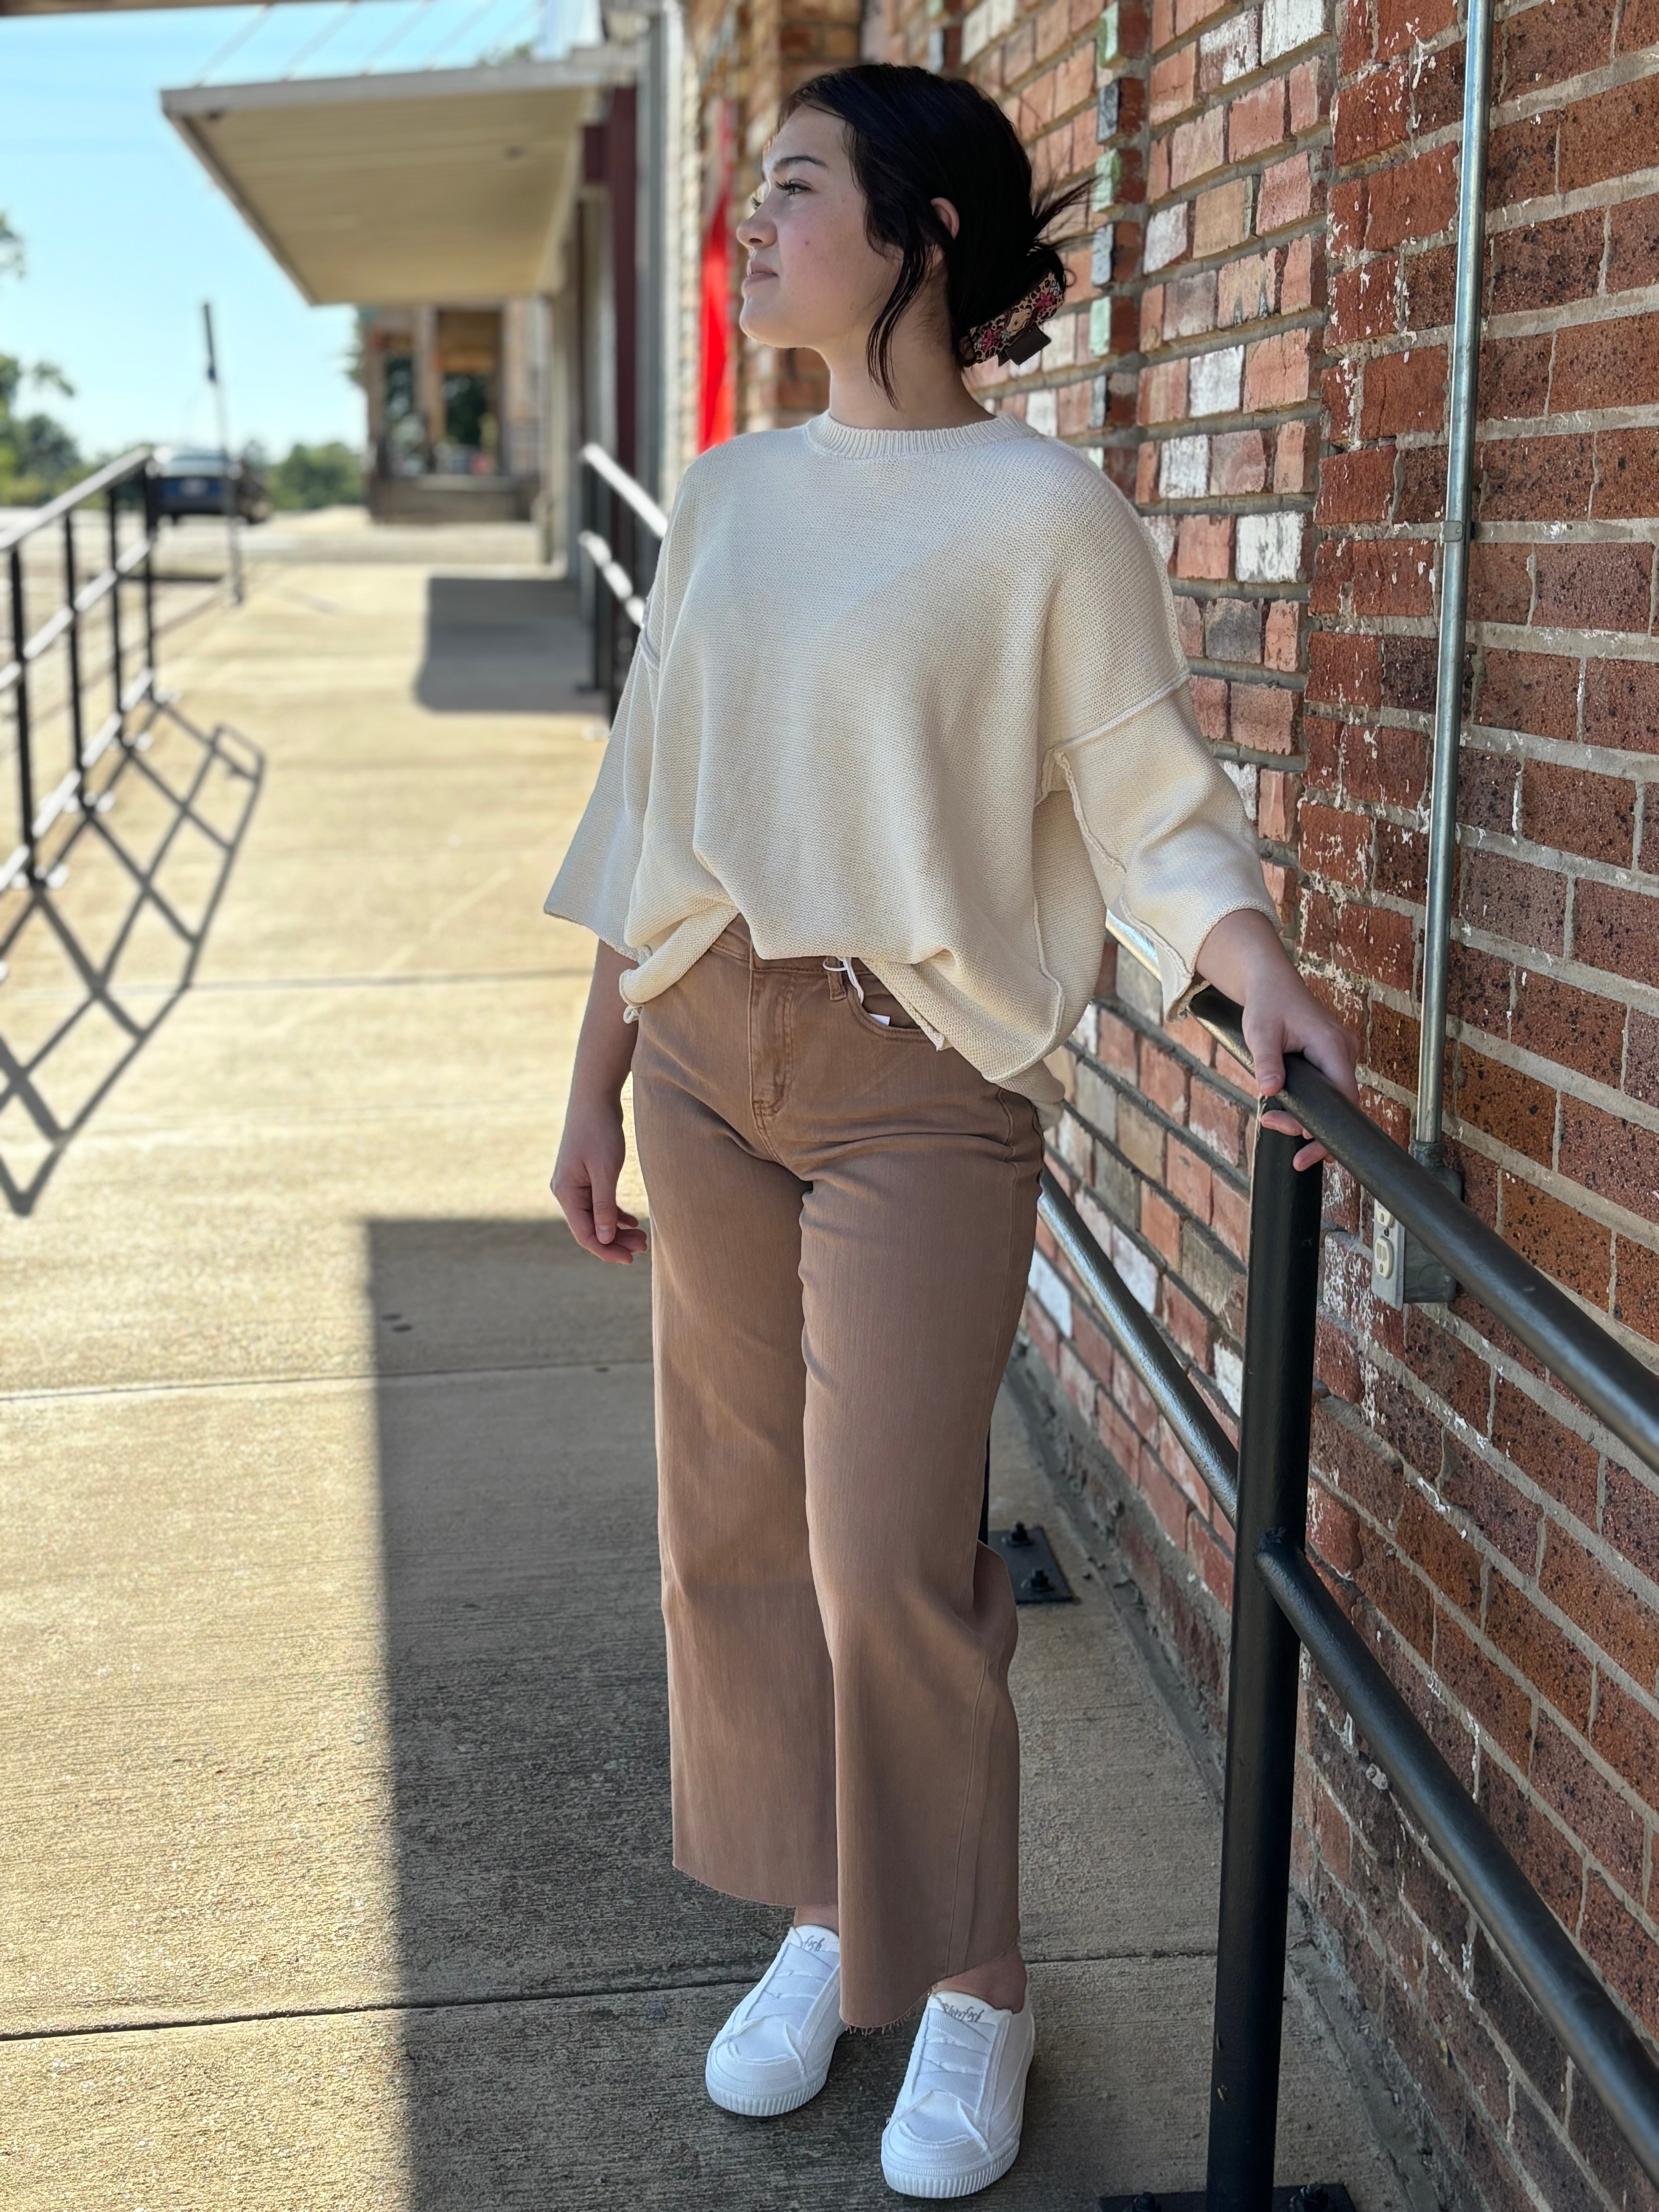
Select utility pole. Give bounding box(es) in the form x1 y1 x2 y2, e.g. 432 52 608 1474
202 302 244 606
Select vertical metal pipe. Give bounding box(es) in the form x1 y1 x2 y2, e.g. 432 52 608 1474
63 510 86 803
1204 1130 1325 2211
1413 0 1496 1165
142 465 158 691
10 545 35 883
107 489 126 746
602 488 620 717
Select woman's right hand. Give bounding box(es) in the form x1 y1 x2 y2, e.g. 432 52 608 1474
553 941 648 1263
551 1093 648 1263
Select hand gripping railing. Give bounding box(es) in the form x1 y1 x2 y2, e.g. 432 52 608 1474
1060 967 1659 2212
1 450 161 898
577 443 667 717
565 445 1659 2207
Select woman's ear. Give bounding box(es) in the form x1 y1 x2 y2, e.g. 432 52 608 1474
931 196 962 239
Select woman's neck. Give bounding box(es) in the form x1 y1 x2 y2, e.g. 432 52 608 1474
819 316 990 433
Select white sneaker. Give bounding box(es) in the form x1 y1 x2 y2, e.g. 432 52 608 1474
704 1924 846 2117
880 1989 1036 2199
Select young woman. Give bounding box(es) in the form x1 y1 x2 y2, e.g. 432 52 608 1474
548 63 1358 2200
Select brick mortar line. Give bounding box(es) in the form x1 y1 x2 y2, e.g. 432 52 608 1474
1331 286 1659 352
1321 521 1659 547
1461 724 1659 774
1475 618 1659 663
1187 657 1308 686
1175 574 1313 601
1132 314 1329 364
1456 821 1656 896
1300 617 1659 663
1142 488 1321 512
1449 918 1659 1017
1484 42 1659 131
1482 163 1659 235
1136 319 1329 364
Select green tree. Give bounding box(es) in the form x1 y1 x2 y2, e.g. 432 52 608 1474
0 211 85 505
267 440 364 511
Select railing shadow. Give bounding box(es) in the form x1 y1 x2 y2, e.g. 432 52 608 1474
414 575 598 716
0 699 263 1216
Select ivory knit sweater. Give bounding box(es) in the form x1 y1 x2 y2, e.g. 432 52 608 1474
545 409 1277 1129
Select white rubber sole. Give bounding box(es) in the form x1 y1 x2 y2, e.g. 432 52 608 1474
879 2133 1022 2200
704 2048 835 2118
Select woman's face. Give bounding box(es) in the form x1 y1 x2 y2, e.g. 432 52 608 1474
735 107 897 356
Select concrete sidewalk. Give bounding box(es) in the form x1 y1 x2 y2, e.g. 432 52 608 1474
0 545 1417 2209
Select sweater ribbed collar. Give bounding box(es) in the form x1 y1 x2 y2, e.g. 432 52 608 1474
803 410 1037 462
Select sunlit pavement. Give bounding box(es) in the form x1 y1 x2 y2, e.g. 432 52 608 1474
0 526 1415 2209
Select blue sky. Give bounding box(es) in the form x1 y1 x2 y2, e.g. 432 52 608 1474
0 0 587 461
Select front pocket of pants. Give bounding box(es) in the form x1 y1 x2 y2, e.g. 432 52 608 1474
842 979 928 1040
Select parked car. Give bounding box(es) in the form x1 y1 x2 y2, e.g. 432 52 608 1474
153 448 271 525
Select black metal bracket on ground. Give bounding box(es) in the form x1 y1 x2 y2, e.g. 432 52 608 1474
1100 2187 1356 2212
987 1520 1073 1602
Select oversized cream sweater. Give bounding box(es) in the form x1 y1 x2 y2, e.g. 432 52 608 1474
545 409 1276 1130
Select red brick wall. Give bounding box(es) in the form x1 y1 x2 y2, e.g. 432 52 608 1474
852 0 1659 2203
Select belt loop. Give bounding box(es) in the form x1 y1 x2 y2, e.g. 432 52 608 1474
825 954 864 1005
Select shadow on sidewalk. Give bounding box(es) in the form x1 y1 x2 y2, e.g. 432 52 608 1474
0 702 263 1216
364 1215 795 2203
414 576 598 716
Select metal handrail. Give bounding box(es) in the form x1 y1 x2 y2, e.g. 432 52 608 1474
570 443 1659 2204
2 451 161 898
1071 945 1659 2205
579 440 669 538
0 446 154 556
1195 989 1659 1479
1261 1533 1659 2183
576 446 664 718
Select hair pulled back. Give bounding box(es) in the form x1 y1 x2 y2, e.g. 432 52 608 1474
778 63 1086 399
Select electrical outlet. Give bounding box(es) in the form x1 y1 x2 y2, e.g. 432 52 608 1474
1372 1202 1405 1309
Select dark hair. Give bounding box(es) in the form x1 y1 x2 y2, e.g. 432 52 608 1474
778 63 1087 398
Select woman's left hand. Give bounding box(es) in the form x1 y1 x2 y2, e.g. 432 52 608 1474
1194 910 1360 1171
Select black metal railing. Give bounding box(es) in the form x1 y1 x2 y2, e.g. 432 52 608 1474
1071 977 1659 2212
2 449 160 898
575 446 1659 2210
576 442 666 717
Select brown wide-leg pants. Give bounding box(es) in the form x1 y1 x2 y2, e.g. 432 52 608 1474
629 914 1044 2029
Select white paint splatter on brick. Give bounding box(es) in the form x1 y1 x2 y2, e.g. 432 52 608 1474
1144 204 1190 273
1237 511 1304 581
1160 435 1211 499
1190 345 1245 415
1261 0 1324 63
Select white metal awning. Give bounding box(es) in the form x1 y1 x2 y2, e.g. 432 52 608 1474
161 52 637 306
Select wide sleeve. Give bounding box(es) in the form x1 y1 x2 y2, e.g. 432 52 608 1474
541 614 659 955
1048 683 1279 1019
